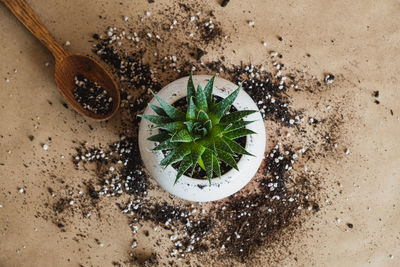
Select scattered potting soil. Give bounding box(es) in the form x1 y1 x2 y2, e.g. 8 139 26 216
228 64 300 126
71 27 320 263
73 74 113 115
35 1 346 266
73 137 149 197
221 0 230 7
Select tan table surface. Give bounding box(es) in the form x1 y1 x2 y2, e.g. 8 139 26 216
0 0 399 266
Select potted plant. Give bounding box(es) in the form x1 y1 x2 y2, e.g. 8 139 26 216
138 74 266 202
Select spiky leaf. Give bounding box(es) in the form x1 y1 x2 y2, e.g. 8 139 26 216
147 132 171 142
184 121 194 133
153 140 177 151
212 153 221 178
171 129 192 143
201 138 216 154
214 137 233 154
192 145 206 166
201 149 213 184
216 148 238 170
186 97 196 120
153 93 185 120
204 75 215 104
213 86 241 120
220 110 257 124
139 114 171 125
197 110 209 122
204 120 212 132
196 84 208 110
160 150 175 166
175 155 193 184
222 137 253 156
157 121 185 132
224 128 256 140
160 146 190 167
187 73 196 102
223 120 255 133
197 158 206 171
149 104 167 116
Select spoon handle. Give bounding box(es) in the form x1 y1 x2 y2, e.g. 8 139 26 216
1 0 70 62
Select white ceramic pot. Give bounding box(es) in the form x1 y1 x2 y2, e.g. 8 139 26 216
138 75 266 202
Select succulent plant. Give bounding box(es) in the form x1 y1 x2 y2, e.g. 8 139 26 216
140 74 257 185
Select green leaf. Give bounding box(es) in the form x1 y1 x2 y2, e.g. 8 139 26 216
216 148 238 170
187 72 196 103
184 121 194 133
204 75 215 104
171 129 192 143
191 135 202 141
139 114 171 125
192 121 207 137
201 138 216 154
222 120 255 133
195 84 208 110
147 132 171 142
175 155 193 184
200 128 207 136
212 153 221 178
197 110 209 122
224 128 256 140
197 158 206 171
220 110 257 124
192 145 206 167
186 96 196 120
212 85 241 121
153 93 185 120
160 146 190 167
214 137 232 153
153 140 177 151
202 149 213 184
204 120 212 132
157 122 185 132
149 104 167 116
222 137 253 156
160 150 175 166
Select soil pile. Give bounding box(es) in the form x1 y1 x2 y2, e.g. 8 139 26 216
43 2 344 265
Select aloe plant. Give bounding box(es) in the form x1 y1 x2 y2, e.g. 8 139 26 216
140 73 257 185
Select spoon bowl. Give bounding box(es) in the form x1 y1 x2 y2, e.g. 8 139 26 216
55 54 120 121
1 0 120 121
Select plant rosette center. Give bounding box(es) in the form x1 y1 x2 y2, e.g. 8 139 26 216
140 73 257 185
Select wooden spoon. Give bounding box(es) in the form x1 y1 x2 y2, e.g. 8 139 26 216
1 0 120 121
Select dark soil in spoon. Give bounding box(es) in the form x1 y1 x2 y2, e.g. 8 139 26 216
73 73 113 115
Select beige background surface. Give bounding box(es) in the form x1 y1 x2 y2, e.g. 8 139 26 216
0 0 399 266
